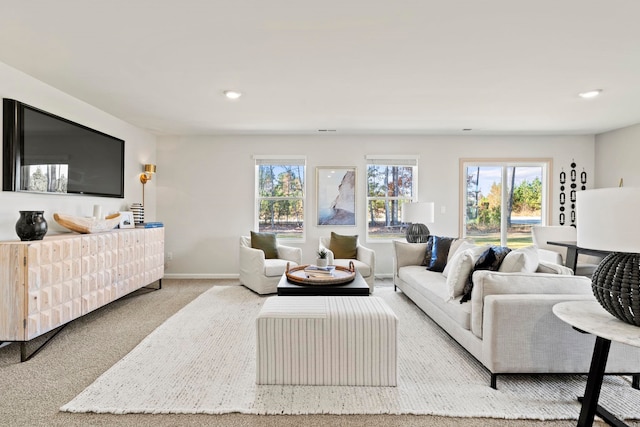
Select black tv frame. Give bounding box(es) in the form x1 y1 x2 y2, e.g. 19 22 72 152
3 98 125 198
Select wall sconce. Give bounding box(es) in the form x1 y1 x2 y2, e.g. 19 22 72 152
140 164 156 207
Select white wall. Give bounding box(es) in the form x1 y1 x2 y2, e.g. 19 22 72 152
594 123 640 188
157 134 594 278
0 61 157 240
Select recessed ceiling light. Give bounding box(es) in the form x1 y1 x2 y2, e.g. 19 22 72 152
578 89 602 99
224 90 242 100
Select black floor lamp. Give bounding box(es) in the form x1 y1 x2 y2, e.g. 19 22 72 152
402 202 435 243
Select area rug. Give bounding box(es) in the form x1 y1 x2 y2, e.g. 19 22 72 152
61 285 640 420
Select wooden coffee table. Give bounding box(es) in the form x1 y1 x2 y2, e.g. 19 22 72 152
277 270 369 296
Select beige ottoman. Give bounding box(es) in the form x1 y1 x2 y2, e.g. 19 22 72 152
256 296 397 386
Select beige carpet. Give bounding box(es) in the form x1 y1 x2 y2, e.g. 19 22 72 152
59 284 640 421
0 279 627 426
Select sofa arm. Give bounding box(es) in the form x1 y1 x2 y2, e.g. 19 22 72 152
469 270 592 338
277 244 302 264
481 293 599 373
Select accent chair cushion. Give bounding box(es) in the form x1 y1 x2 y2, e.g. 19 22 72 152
250 231 278 259
329 232 358 259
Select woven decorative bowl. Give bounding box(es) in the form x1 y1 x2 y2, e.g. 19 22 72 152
591 252 640 326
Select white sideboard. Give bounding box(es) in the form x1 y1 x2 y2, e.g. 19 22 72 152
0 228 164 358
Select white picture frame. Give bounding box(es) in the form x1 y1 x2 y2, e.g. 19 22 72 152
119 211 135 229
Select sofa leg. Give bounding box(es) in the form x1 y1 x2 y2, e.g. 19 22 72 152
633 375 640 390
394 284 397 292
490 374 497 389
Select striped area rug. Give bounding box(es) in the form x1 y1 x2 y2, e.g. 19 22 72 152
61 285 640 420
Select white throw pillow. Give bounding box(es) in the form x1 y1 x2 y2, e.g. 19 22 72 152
445 246 488 300
446 238 475 263
499 245 539 273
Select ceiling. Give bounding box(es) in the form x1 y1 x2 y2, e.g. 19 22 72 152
1 0 640 136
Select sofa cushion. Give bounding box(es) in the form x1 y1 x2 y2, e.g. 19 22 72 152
499 245 539 273
398 266 471 330
445 246 488 300
427 236 455 272
447 238 475 263
329 232 358 259
461 246 511 302
264 258 297 276
251 231 278 259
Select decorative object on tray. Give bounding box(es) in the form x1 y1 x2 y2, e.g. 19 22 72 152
286 261 355 285
316 249 328 267
15 210 48 241
54 212 121 234
304 264 335 277
577 187 640 326
135 221 164 228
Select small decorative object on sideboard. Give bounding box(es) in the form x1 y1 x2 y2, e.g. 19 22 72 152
15 210 48 241
130 203 144 224
316 249 328 267
54 212 121 234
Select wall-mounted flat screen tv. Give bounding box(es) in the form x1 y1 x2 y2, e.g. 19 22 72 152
3 98 125 198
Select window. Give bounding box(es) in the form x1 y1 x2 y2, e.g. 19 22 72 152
461 159 550 248
255 156 306 240
366 155 418 240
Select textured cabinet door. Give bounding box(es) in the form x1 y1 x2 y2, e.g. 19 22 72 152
0 244 27 340
145 228 164 285
117 229 146 297
81 233 118 314
26 238 82 340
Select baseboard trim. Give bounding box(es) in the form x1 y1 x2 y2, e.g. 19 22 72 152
163 273 239 280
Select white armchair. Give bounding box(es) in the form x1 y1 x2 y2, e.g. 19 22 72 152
239 236 302 294
531 226 602 276
319 236 375 292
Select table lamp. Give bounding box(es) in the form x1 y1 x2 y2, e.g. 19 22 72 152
402 202 435 243
576 187 640 326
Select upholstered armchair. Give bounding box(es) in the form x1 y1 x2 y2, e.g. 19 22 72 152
239 236 302 294
319 235 375 292
531 225 602 277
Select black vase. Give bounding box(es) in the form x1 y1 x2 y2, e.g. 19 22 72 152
15 211 48 241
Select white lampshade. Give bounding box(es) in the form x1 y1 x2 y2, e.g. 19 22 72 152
576 187 640 253
402 202 435 224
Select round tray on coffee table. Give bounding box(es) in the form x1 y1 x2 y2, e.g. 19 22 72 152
286 261 355 285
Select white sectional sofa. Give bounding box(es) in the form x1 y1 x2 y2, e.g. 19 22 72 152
393 240 640 388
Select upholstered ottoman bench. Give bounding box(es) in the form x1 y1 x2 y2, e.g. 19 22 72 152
256 296 397 386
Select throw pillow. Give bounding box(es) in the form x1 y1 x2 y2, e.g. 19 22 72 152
250 231 278 259
445 249 474 300
329 232 358 259
499 245 539 273
460 246 512 303
427 236 455 272
447 238 475 262
420 236 435 266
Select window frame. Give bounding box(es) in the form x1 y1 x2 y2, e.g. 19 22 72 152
254 155 307 242
459 158 552 246
365 154 419 242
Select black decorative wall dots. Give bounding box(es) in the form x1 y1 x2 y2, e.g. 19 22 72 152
559 160 586 226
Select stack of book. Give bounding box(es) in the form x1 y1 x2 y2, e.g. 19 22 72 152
304 265 335 278
135 221 164 228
